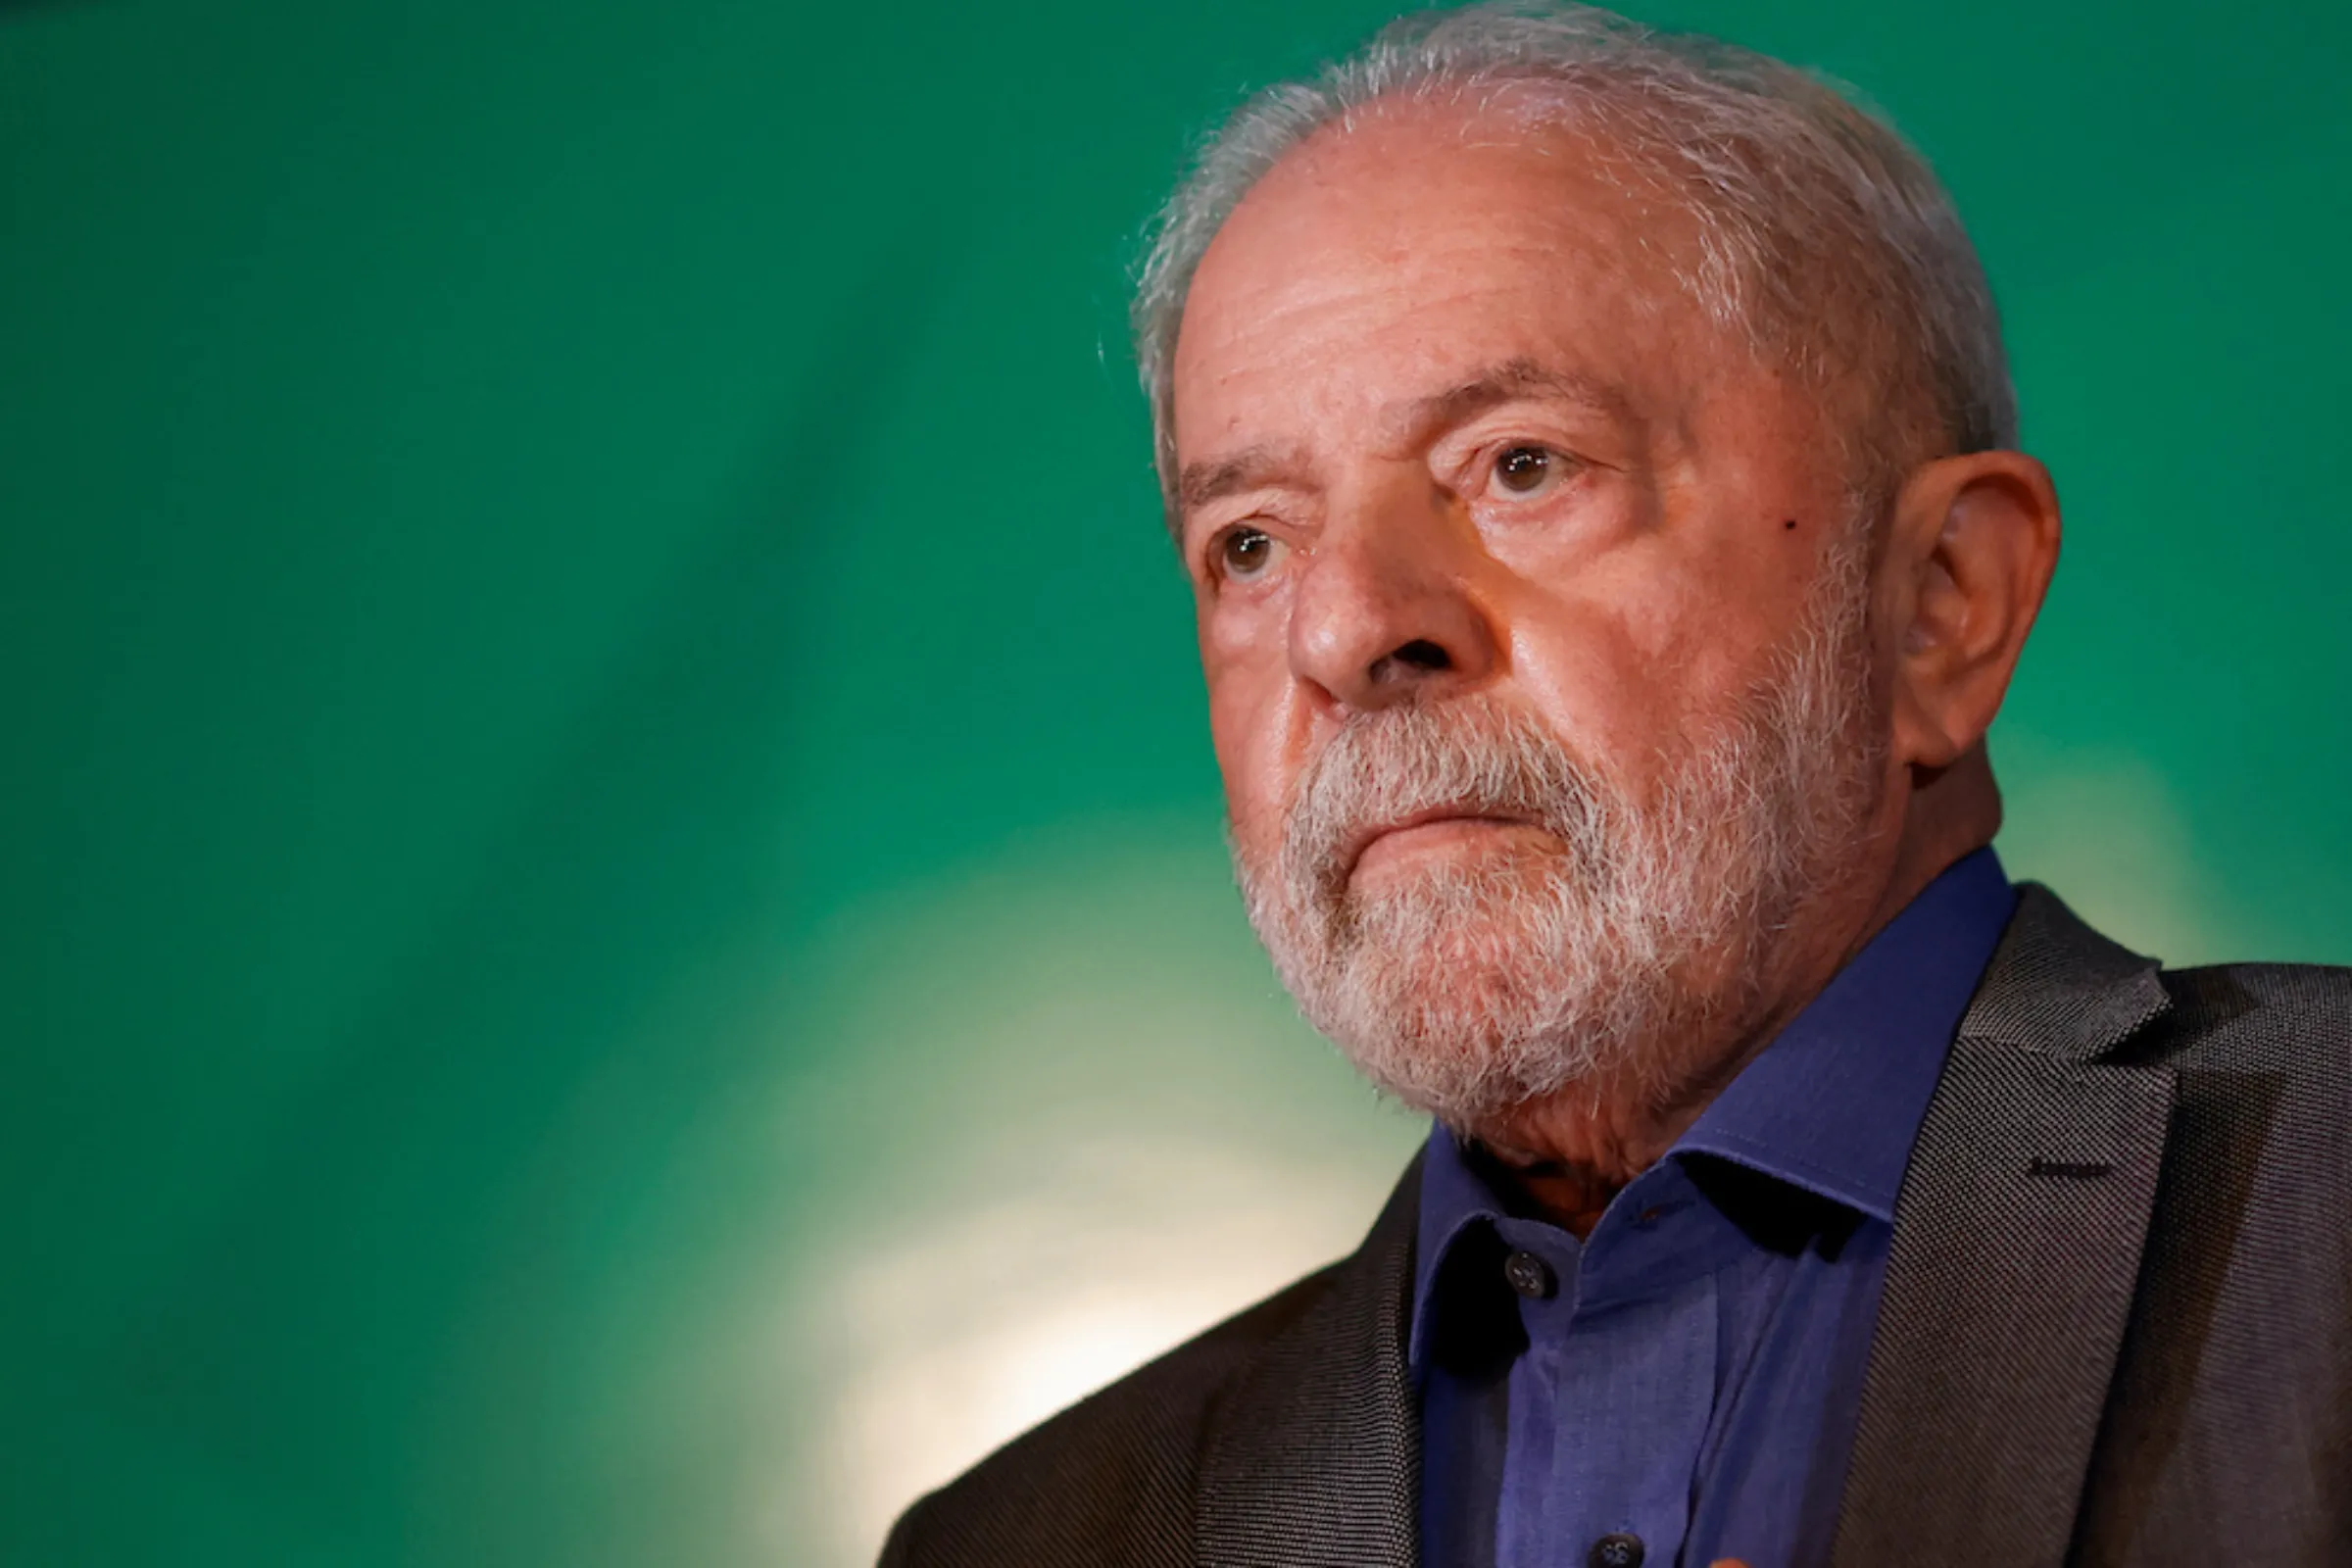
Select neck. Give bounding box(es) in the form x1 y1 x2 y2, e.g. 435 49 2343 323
1471 748 2003 1237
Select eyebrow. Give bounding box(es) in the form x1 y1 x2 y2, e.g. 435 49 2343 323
1175 442 1313 524
1383 357 1634 447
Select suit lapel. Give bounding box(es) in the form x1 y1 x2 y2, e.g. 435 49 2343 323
1832 886 2179 1568
1196 1154 1422 1568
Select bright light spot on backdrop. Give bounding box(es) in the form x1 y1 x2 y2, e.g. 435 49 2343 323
815 1136 1383 1558
757 822 1424 1568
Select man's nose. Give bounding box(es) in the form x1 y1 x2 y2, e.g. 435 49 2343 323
1286 499 1500 711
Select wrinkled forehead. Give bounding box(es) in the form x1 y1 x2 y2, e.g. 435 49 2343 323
1169 102 1739 450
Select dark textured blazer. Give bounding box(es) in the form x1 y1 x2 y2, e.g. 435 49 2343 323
881 886 2352 1567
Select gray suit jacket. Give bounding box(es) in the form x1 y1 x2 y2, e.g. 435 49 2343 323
881 886 2352 1567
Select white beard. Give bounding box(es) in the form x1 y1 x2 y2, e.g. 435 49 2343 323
1232 538 1886 1133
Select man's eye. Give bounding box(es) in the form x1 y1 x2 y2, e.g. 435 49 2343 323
1489 444 1562 498
1212 525 1284 581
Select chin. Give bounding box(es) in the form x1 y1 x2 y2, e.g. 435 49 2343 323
1306 930 1619 1124
1301 856 1753 1118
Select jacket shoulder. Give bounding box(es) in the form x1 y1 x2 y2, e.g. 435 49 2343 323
2146 956 2352 1076
2132 956 2352 1239
878 1256 1348 1568
2159 956 2352 1025
1989 885 2351 1084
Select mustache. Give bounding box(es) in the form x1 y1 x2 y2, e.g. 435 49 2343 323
1281 696 1613 897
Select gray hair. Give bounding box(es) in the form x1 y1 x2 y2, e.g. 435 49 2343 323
1132 1 2016 511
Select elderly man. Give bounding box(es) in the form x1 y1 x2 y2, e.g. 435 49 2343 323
881 5 2351 1566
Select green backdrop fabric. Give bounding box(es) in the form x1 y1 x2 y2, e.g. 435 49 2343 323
4 1 2346 1562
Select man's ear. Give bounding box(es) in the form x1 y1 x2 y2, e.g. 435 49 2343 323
1884 450 2062 770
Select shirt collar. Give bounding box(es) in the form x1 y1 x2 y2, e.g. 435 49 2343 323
1673 846 2015 1223
1409 847 2016 1368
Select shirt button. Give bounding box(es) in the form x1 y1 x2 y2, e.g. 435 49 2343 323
1588 1534 1645 1568
1501 1250 1554 1298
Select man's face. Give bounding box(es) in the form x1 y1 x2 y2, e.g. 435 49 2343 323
1169 108 1904 1129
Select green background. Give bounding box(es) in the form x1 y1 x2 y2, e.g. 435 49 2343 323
4 1 2346 1562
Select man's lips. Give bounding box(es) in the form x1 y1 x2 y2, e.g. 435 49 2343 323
1341 807 1543 877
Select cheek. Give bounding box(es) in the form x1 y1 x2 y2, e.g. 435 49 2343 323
1494 566 1776 790
1494 572 1700 764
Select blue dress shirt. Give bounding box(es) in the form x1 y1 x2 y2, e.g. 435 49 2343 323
1412 849 2016 1568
